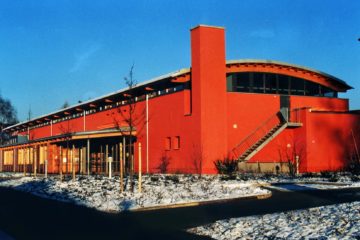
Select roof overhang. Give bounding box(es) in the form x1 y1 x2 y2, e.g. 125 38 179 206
0 128 132 149
226 59 352 92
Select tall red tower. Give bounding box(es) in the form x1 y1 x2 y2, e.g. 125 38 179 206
191 25 228 172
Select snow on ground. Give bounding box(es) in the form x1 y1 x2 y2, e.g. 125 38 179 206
0 172 26 179
258 174 359 185
186 173 360 239
188 201 360 239
0 174 268 212
0 172 359 214
235 173 360 188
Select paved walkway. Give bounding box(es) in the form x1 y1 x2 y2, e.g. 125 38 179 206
0 186 359 239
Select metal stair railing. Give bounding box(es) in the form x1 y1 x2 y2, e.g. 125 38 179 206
232 111 286 161
289 108 302 124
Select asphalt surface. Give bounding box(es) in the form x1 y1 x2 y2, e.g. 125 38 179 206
0 185 359 240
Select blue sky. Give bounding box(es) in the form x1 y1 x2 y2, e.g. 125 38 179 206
0 0 359 121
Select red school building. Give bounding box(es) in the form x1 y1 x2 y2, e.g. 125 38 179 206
0 25 359 175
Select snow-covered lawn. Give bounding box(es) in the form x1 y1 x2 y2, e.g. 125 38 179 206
0 174 268 212
188 201 360 239
186 173 360 239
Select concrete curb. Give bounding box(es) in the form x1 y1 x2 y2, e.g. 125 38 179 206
131 192 272 212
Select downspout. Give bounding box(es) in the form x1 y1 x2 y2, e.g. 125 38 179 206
146 94 149 173
83 110 86 131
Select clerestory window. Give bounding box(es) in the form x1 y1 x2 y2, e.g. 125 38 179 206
227 72 338 97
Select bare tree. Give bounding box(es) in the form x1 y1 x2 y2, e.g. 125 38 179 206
278 138 305 177
113 65 143 192
345 129 360 174
157 152 171 173
59 119 73 180
191 144 204 177
0 95 18 144
23 106 32 176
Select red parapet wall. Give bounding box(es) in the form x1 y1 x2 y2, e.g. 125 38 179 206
306 111 360 172
290 96 349 112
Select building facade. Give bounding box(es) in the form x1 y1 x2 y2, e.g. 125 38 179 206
1 25 359 175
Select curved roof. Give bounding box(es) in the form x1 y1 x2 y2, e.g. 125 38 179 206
226 59 352 91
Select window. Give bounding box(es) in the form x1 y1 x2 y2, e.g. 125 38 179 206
226 74 234 91
305 81 320 96
227 72 250 92
4 150 14 165
173 136 180 150
165 137 171 150
265 73 278 94
252 73 264 93
227 72 338 98
278 75 290 95
291 77 305 95
18 149 24 165
322 86 337 97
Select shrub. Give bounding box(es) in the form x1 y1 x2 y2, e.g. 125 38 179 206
220 175 237 181
351 175 360 182
263 172 274 179
329 174 339 182
320 171 338 182
238 174 249 181
150 176 159 182
320 171 332 178
287 161 296 178
157 153 171 173
165 175 179 183
301 172 314 178
347 161 360 176
214 158 238 176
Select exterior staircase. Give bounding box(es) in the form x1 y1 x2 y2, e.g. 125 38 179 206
232 108 302 162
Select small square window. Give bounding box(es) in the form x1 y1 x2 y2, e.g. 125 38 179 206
173 136 180 150
165 137 171 150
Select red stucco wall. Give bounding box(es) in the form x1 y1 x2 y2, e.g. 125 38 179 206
305 111 360 172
